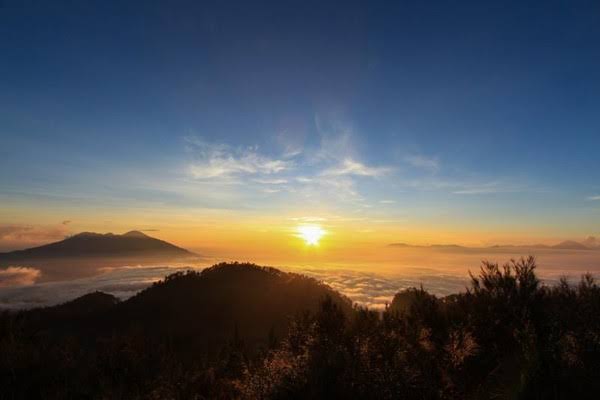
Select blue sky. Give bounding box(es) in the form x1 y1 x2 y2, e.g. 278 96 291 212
1 0 600 249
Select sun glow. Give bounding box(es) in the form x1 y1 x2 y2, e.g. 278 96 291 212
297 225 325 246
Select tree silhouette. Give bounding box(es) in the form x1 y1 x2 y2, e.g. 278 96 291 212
2 260 600 399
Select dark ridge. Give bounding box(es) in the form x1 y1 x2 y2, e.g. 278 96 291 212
388 240 598 251
8 262 351 357
109 262 352 355
551 240 590 250
121 230 149 238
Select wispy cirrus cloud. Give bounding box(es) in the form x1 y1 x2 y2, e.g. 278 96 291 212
253 178 288 185
586 195 600 201
183 133 392 210
294 175 362 203
186 138 292 180
452 181 526 195
404 154 439 172
322 158 390 177
183 130 536 215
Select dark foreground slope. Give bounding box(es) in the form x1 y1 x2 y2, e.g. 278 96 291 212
109 262 353 354
2 258 600 399
0 262 351 399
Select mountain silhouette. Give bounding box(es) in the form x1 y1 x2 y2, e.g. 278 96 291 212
0 230 193 261
389 239 599 251
583 236 600 248
551 240 590 250
0 231 198 281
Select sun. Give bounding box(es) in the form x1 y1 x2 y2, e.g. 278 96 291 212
297 225 325 246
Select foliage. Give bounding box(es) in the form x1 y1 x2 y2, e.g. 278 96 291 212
2 259 600 399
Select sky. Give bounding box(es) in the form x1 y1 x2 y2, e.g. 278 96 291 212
1 0 600 259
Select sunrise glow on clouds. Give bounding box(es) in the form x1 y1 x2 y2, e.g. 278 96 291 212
0 1 599 315
2 125 599 258
1 1 599 260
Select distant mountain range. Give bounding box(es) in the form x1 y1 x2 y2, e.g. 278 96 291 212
0 231 198 281
389 237 600 251
0 230 194 262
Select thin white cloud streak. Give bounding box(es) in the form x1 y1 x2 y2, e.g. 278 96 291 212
253 178 288 184
262 188 281 193
186 138 292 179
296 177 313 183
587 195 600 201
294 175 363 203
183 134 392 211
404 154 439 172
396 176 531 195
181 133 537 215
452 181 526 195
322 159 390 177
289 216 327 222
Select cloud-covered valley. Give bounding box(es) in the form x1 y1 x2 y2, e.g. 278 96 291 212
0 263 471 310
2 254 593 310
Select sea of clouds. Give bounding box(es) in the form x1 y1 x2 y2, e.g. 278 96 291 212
0 264 475 310
0 258 594 310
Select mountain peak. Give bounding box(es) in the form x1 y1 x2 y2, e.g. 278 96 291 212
551 240 590 250
73 231 109 238
122 230 148 238
583 236 600 248
0 230 194 265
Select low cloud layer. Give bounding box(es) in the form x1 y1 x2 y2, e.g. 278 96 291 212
300 268 469 309
0 267 42 287
0 264 470 310
0 265 192 309
0 260 592 311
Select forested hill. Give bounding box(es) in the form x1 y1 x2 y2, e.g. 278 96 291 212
2 259 600 399
2 262 352 358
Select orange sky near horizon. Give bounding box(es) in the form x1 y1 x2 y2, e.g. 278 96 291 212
2 199 596 270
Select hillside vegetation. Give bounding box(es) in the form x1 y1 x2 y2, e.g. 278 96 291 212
1 258 600 399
